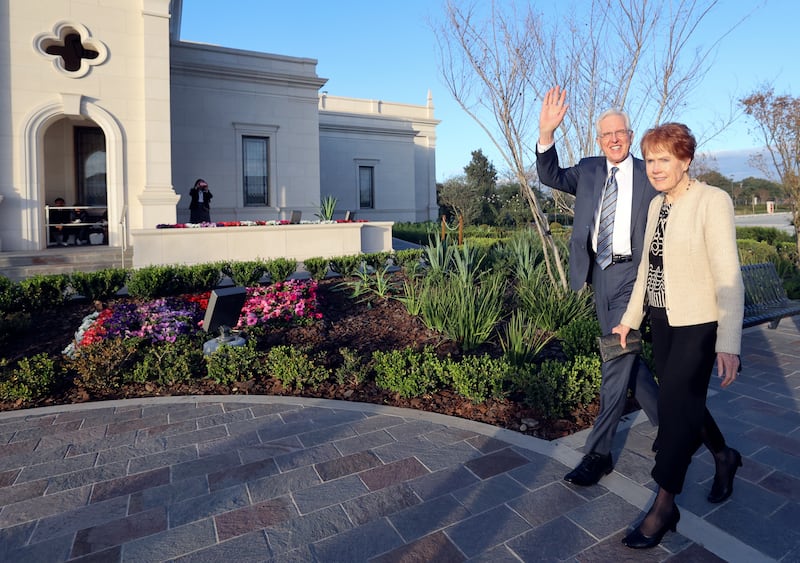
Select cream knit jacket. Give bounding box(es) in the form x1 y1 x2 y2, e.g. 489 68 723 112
620 180 744 355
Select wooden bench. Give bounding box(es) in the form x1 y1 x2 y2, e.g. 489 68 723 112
742 262 800 329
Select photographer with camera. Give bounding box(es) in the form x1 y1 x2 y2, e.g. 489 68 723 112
189 178 213 223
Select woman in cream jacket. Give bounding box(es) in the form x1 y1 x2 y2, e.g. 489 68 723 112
614 122 745 549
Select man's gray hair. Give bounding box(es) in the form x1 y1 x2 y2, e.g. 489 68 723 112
596 109 631 135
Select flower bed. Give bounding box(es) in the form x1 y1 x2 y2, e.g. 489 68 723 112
63 279 320 356
155 219 366 229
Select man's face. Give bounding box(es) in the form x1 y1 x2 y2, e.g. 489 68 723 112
596 115 632 165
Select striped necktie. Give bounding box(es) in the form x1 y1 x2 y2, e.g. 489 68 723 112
595 166 619 270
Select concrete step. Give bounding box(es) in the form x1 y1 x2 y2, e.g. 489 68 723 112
0 247 132 282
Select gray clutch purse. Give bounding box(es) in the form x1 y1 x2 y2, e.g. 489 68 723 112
597 330 643 362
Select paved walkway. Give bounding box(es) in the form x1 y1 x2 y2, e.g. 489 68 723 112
0 322 798 562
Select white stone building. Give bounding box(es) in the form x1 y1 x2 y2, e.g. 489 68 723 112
0 0 439 257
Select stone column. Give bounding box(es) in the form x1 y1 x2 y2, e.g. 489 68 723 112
137 0 179 228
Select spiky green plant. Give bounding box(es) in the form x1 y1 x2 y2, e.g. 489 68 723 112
316 195 338 221
499 311 555 366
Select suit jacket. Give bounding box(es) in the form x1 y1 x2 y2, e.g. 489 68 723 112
536 145 656 292
621 181 744 354
189 187 212 210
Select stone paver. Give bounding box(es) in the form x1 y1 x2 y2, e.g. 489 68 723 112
0 322 797 561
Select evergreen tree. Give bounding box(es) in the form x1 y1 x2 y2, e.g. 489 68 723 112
464 149 497 225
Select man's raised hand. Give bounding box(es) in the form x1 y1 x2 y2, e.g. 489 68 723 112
539 86 569 145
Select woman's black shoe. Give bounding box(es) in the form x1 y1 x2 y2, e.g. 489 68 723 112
708 447 743 503
622 505 680 549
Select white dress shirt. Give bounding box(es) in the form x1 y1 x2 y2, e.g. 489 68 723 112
592 154 633 256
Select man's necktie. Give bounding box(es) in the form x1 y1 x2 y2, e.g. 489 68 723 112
595 166 619 270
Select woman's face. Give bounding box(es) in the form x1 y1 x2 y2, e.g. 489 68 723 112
644 148 690 195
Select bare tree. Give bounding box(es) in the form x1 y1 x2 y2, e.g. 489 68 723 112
438 175 482 225
435 0 747 287
740 87 800 262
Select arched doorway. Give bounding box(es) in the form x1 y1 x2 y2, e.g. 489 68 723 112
22 95 125 250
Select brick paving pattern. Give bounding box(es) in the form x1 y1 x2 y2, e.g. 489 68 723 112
0 322 798 562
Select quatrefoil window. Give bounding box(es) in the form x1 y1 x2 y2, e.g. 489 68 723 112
35 22 108 78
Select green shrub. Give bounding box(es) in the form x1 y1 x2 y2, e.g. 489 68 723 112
393 249 424 276
265 345 329 389
0 275 22 313
775 241 799 268
499 311 555 366
69 269 129 302
784 272 800 300
127 266 180 298
463 237 501 258
329 254 363 277
67 337 145 391
363 251 392 271
511 355 602 418
264 258 298 283
127 336 205 385
736 226 794 245
373 346 444 398
0 353 60 402
393 248 423 266
566 355 603 406
446 355 510 403
206 339 271 385
302 257 329 280
17 274 69 312
224 260 267 287
559 316 601 360
737 239 779 265
334 347 369 386
175 262 224 293
392 221 438 246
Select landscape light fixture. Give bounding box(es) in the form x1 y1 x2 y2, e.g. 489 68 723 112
202 286 247 355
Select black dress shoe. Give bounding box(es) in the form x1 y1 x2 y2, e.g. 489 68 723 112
622 505 680 549
564 452 613 486
708 447 743 503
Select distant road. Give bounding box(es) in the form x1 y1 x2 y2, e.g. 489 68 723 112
736 212 795 236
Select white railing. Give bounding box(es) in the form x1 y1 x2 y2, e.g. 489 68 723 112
119 203 128 269
45 205 108 247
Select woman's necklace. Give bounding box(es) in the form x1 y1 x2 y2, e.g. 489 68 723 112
666 178 693 204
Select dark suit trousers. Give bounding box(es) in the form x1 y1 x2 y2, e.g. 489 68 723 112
585 260 659 456
649 308 726 494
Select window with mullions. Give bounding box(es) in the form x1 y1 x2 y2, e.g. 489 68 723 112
359 165 374 209
243 136 269 206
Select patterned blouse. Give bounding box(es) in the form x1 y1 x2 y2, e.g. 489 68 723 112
646 200 671 309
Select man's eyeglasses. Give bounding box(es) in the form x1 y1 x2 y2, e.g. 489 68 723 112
598 129 631 140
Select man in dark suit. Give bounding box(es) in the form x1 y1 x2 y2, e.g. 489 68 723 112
536 86 659 486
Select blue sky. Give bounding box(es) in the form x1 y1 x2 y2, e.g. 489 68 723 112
180 0 798 182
